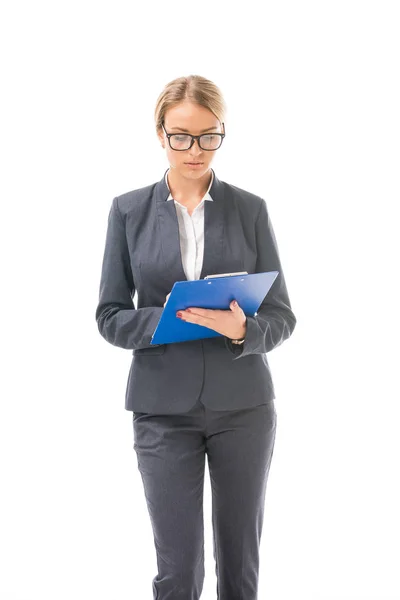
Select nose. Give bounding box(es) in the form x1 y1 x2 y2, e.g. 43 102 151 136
188 139 203 157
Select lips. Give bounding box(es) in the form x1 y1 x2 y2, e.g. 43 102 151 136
185 162 203 165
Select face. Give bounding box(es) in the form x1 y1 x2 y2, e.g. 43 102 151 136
157 101 223 179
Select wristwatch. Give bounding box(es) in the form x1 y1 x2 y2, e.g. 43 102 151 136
231 337 245 345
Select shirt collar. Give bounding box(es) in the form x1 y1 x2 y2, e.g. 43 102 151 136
165 168 214 202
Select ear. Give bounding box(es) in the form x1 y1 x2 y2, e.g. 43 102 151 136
157 126 166 148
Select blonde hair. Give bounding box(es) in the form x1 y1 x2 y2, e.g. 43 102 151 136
154 75 227 134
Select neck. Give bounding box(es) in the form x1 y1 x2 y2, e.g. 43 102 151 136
166 167 212 200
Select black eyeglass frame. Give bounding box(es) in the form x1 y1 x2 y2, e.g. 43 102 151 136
161 121 225 151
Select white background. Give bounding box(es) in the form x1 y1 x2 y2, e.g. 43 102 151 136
1 1 399 599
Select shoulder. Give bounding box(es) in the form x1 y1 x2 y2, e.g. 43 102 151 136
113 182 158 217
222 180 265 219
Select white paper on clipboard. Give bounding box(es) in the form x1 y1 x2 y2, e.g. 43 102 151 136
204 271 248 279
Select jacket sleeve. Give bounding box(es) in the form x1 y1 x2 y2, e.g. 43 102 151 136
224 198 296 360
95 197 163 350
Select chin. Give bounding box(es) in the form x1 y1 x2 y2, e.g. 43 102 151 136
187 170 207 178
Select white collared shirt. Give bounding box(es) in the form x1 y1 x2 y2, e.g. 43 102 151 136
165 168 214 281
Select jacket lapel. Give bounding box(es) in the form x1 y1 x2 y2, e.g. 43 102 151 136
155 168 226 281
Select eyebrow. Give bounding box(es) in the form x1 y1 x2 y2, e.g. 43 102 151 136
169 126 219 133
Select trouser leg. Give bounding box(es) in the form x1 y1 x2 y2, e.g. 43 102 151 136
133 408 206 600
206 401 277 600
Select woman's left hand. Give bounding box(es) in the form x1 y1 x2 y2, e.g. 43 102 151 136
177 300 247 340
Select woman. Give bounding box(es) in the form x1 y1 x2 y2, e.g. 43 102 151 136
95 75 296 599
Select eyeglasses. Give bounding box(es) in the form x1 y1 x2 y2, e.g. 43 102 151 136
161 122 225 151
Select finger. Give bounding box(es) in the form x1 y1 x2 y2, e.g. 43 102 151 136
179 311 214 326
183 307 218 318
179 312 226 336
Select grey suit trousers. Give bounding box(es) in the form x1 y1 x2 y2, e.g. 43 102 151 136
132 395 277 600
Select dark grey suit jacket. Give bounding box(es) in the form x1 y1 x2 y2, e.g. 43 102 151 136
95 168 296 413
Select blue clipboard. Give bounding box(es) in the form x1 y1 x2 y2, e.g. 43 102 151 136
151 270 279 345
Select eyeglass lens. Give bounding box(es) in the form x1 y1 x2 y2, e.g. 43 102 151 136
169 134 222 150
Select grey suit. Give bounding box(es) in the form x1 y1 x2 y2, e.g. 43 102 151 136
95 168 296 599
